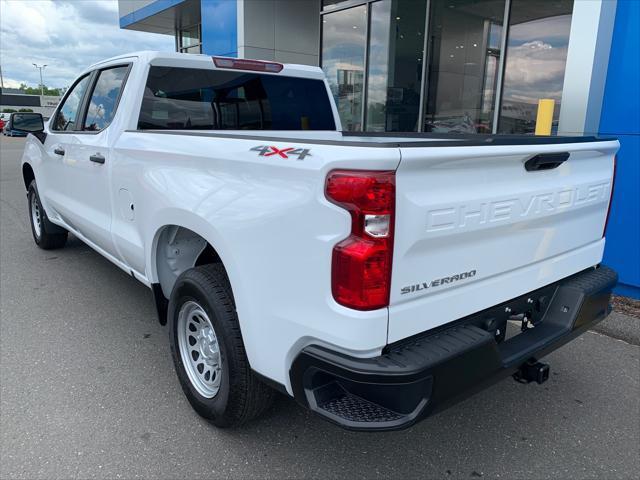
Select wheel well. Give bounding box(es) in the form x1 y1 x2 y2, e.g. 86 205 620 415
22 163 35 190
155 225 223 300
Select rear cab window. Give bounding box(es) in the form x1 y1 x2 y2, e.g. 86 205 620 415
138 66 336 131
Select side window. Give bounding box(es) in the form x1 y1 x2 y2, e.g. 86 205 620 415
83 66 129 132
52 75 91 131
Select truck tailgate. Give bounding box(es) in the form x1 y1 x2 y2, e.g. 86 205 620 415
389 139 618 342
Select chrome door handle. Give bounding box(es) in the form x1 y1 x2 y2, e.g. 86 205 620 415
53 147 65 156
89 154 105 164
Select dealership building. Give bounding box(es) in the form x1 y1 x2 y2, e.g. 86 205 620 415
118 0 639 298
0 90 62 117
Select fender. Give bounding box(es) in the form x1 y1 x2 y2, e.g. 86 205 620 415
146 209 242 323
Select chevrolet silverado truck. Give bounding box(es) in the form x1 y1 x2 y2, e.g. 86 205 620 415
16 52 618 431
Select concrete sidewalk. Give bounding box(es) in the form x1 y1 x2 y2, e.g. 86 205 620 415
594 311 640 345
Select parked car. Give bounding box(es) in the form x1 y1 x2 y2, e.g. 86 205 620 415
18 52 618 431
0 112 10 133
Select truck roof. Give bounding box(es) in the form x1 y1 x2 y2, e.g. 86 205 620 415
87 51 325 79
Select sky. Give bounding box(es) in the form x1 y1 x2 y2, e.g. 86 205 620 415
0 0 174 90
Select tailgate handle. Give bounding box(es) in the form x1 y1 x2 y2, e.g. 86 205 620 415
525 152 569 171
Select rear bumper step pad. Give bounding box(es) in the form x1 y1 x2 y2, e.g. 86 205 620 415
289 265 618 431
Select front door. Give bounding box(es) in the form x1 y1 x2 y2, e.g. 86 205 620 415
41 73 92 228
42 65 129 257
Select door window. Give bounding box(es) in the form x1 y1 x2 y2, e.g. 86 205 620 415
52 74 91 131
83 66 129 132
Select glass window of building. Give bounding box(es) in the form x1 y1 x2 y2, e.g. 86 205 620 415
320 0 575 134
423 0 506 133
366 0 427 132
179 25 201 54
321 5 368 131
322 0 357 10
498 0 574 134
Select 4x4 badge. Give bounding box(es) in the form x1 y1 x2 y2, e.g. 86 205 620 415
250 145 311 160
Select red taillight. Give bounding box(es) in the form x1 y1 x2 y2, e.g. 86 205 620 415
212 56 283 73
325 170 395 310
603 155 617 238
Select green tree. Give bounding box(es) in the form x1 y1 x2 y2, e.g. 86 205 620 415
18 83 62 96
2 108 17 113
18 108 34 112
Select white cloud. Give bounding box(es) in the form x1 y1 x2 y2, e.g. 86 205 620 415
0 0 174 89
505 41 568 85
1 76 22 88
502 41 568 104
508 15 573 46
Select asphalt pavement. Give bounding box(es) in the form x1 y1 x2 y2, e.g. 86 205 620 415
1 136 638 479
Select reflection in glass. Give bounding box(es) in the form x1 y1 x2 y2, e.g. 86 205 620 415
366 0 427 131
181 25 199 48
53 75 91 131
322 6 367 131
423 0 505 133
322 0 355 11
499 0 573 134
84 66 128 132
138 67 336 131
179 25 201 53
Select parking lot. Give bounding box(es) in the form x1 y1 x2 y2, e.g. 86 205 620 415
1 135 638 479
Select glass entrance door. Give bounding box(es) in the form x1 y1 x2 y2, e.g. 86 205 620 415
422 0 506 133
321 5 368 131
498 0 574 134
365 0 427 132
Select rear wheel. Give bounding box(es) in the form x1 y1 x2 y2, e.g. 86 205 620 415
168 264 274 427
28 180 67 249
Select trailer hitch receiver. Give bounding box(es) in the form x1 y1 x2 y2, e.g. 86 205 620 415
513 359 550 384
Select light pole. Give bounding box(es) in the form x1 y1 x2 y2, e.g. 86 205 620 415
32 63 47 95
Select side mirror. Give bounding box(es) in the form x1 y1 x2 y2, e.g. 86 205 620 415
11 113 44 132
10 113 46 143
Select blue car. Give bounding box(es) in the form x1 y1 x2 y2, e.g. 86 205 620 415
3 113 31 136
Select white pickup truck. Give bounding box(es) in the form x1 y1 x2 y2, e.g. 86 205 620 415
17 51 618 431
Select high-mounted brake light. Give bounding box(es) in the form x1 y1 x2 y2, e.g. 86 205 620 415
325 170 395 310
212 56 283 73
603 155 617 238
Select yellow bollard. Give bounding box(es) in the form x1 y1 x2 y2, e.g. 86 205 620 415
535 99 555 136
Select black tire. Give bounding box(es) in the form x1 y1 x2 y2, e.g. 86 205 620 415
168 264 274 427
27 180 67 250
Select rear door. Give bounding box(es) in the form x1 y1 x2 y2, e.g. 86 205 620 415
388 139 618 342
